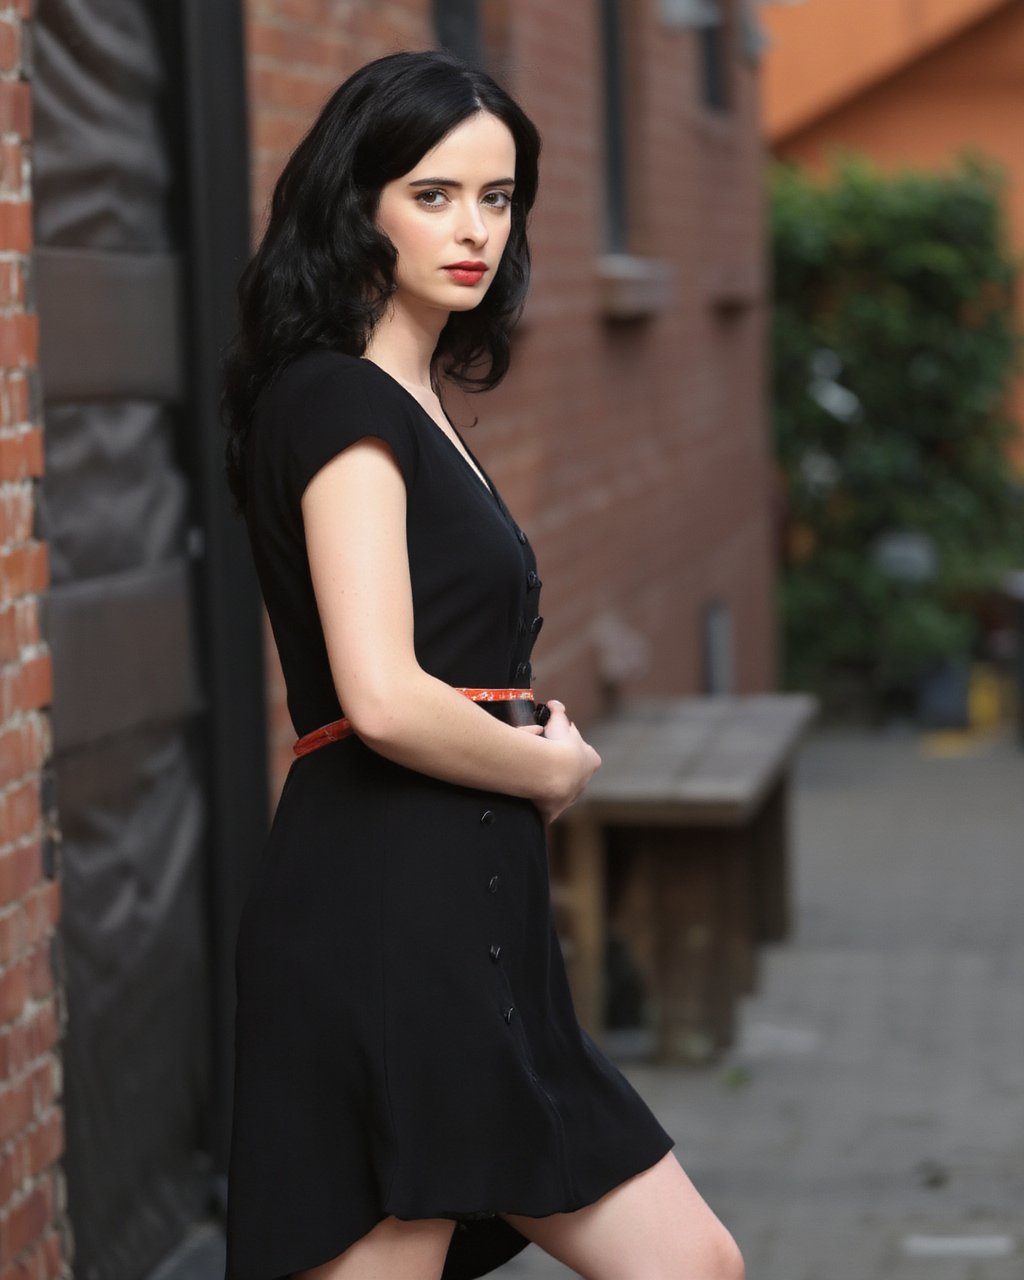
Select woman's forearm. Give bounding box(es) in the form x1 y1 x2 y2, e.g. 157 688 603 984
349 669 569 802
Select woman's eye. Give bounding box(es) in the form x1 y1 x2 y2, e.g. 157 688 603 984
414 189 512 210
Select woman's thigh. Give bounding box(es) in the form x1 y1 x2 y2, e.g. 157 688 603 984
291 1215 455 1280
501 1152 744 1280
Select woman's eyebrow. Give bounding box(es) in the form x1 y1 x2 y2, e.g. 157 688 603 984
407 177 516 188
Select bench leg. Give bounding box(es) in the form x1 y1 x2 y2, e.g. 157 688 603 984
563 815 606 1040
719 827 757 1000
752 777 791 942
627 831 732 1065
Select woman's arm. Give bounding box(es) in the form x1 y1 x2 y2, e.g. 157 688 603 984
302 436 596 811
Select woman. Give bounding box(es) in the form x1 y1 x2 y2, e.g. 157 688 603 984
221 48 744 1280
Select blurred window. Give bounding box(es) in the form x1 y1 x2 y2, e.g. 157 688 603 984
697 0 731 111
600 0 629 252
703 600 735 694
433 0 483 65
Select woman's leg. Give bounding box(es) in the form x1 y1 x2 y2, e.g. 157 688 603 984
501 1151 744 1280
291 1216 456 1280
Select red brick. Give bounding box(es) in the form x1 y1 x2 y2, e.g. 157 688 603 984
12 656 51 715
0 1144 14 1206
0 488 34 546
0 144 23 199
5 377 31 428
0 1179 52 1265
248 64 336 114
13 601 39 654
0 1007 56 1080
26 946 52 1002
43 1228 62 1280
247 20 349 69
0 721 42 791
0 782 42 847
0 959 29 1028
0 83 30 140
0 316 37 371
0 840 41 902
0 265 19 311
0 613 14 666
21 432 41 479
27 1060 56 1116
0 545 47 600
0 913 21 968
26 1111 63 1177
25 1003 57 1061
0 22 20 75
253 0 329 26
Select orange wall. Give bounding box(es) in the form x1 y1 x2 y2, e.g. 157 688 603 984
761 0 1011 143
763 0 1024 469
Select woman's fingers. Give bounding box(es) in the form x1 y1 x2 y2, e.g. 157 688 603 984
540 700 571 740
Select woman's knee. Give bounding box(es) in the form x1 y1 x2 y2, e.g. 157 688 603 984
708 1224 745 1280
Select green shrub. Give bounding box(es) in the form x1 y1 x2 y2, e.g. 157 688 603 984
770 148 1024 710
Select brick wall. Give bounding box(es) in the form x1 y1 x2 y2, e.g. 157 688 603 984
0 3 67 1278
245 0 777 800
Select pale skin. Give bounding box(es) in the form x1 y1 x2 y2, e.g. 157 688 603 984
293 110 744 1280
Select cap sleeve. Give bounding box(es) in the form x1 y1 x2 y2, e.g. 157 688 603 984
281 356 418 502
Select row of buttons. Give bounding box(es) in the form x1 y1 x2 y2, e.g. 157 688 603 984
511 558 541 688
503 532 534 1029
482 807 515 1025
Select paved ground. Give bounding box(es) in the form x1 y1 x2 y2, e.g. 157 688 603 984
503 723 1024 1279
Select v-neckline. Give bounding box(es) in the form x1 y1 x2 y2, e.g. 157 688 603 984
359 357 502 507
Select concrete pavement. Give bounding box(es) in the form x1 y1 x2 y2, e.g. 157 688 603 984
506 723 1024 1278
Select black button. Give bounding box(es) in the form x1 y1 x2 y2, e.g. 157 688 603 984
489 944 502 962
529 615 544 636
515 528 527 544
480 809 495 825
526 570 539 589
515 660 532 680
488 875 500 894
503 1005 515 1023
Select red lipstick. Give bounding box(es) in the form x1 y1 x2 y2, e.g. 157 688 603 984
443 260 487 285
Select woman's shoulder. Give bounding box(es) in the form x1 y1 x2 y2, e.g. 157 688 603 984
253 346 421 494
258 347 380 415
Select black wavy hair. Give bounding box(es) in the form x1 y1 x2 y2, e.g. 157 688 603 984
221 48 542 509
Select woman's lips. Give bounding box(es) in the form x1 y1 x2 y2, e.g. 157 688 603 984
444 266 486 285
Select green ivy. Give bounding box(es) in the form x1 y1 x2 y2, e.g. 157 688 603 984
770 148 1024 709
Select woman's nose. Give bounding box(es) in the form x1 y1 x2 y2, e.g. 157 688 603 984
456 199 488 244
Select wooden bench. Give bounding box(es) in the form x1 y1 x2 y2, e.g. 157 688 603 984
552 692 818 1063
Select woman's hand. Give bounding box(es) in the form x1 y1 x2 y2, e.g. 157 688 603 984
517 699 602 824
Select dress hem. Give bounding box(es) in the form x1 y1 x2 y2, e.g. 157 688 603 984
225 1133 676 1280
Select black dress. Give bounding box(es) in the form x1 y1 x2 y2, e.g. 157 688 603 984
224 348 674 1280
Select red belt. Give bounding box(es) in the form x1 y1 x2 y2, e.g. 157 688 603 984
293 686 536 758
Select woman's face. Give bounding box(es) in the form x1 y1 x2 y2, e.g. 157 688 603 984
374 110 517 316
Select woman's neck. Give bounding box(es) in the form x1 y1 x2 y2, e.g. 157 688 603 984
363 298 447 391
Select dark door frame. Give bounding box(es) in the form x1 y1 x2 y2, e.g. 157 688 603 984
179 0 269 1194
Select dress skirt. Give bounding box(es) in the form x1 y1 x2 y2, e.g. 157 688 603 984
225 739 674 1280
